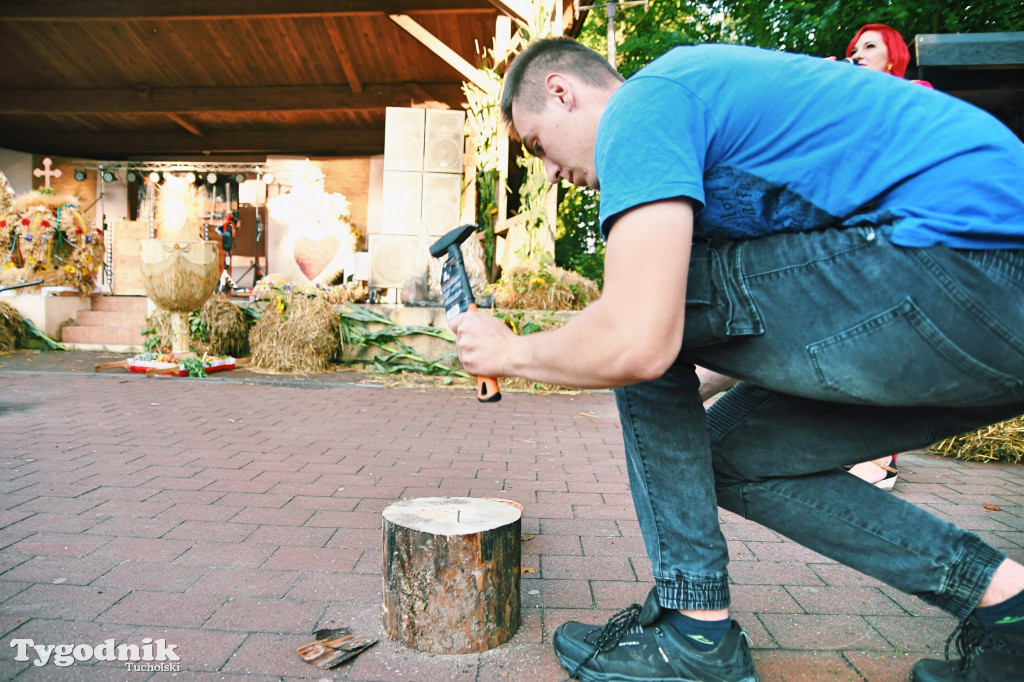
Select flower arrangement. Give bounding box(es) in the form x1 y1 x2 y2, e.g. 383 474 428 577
249 273 367 309
0 189 105 295
488 260 599 311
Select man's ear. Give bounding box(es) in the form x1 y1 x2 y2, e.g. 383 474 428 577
544 73 574 109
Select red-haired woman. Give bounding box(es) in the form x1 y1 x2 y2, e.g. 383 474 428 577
846 23 933 88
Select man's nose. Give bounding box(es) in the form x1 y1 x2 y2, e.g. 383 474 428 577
543 160 561 184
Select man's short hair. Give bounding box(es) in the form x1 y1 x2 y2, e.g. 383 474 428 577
500 37 622 137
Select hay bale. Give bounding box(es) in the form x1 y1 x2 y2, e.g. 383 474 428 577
928 416 1024 465
0 301 26 352
143 310 174 354
199 295 249 357
144 297 249 357
490 261 599 311
250 294 340 374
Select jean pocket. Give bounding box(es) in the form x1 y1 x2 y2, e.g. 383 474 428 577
807 297 1019 406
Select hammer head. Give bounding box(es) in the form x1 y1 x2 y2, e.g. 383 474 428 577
429 223 478 259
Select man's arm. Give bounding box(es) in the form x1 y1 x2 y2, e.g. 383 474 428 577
452 199 693 388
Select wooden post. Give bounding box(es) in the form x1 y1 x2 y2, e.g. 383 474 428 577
382 497 522 653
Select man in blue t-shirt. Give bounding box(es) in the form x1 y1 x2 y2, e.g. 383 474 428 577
451 37 1024 682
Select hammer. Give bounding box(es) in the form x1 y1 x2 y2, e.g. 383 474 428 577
429 224 501 403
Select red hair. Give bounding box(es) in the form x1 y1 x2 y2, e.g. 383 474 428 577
846 23 910 78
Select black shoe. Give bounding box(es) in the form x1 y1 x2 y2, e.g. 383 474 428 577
911 614 1024 681
552 588 759 682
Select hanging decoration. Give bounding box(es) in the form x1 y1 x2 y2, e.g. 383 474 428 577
0 183 105 296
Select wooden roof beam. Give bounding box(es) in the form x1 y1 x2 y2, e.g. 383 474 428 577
322 17 363 94
485 1 530 24
167 113 205 138
1 1 498 21
388 13 493 92
0 127 387 157
0 83 467 115
405 83 454 109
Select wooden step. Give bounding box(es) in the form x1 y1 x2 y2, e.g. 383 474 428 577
75 309 146 328
60 294 150 351
89 294 148 313
61 325 146 348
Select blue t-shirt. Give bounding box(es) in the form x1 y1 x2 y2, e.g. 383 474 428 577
596 44 1024 249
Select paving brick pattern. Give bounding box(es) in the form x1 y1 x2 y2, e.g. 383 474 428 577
1 357 1023 681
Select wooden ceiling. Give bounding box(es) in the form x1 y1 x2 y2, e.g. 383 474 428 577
0 1 583 161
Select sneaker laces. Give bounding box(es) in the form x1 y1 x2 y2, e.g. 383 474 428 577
561 603 643 682
945 617 986 672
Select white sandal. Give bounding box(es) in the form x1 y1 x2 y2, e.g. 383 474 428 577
848 457 898 490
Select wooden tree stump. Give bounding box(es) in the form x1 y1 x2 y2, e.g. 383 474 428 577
382 496 522 654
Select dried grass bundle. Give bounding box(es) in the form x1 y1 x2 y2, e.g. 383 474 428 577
0 300 25 352
143 310 174 353
0 170 14 217
928 416 1024 464
252 276 367 306
146 298 251 357
250 294 340 374
199 295 249 357
140 239 220 311
14 193 80 213
0 220 15 261
490 261 599 311
320 281 368 305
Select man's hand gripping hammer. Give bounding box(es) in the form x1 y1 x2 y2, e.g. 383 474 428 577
429 224 501 403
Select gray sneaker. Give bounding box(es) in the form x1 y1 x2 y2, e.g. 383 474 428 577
552 588 759 682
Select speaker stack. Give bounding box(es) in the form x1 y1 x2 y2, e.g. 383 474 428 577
371 107 465 289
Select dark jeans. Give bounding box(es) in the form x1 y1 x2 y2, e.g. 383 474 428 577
615 225 1024 619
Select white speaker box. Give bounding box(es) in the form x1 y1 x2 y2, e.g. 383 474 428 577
423 109 465 173
421 172 463 236
384 107 425 172
381 171 423 235
369 234 423 289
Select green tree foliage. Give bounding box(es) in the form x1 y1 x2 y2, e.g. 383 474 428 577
584 0 1024 71
556 185 605 288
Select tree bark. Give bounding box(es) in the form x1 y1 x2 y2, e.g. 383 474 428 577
382 496 522 653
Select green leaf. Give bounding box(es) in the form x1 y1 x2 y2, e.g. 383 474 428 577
20 317 67 351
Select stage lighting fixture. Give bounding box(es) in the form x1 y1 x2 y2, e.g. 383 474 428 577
185 172 196 184
125 170 139 183
234 173 246 183
262 172 275 185
74 170 87 181
102 170 116 183
148 172 161 183
206 173 217 184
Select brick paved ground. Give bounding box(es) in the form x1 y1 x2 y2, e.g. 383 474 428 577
1 351 1023 681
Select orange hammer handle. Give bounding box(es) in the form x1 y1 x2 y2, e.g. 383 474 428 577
468 303 501 402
